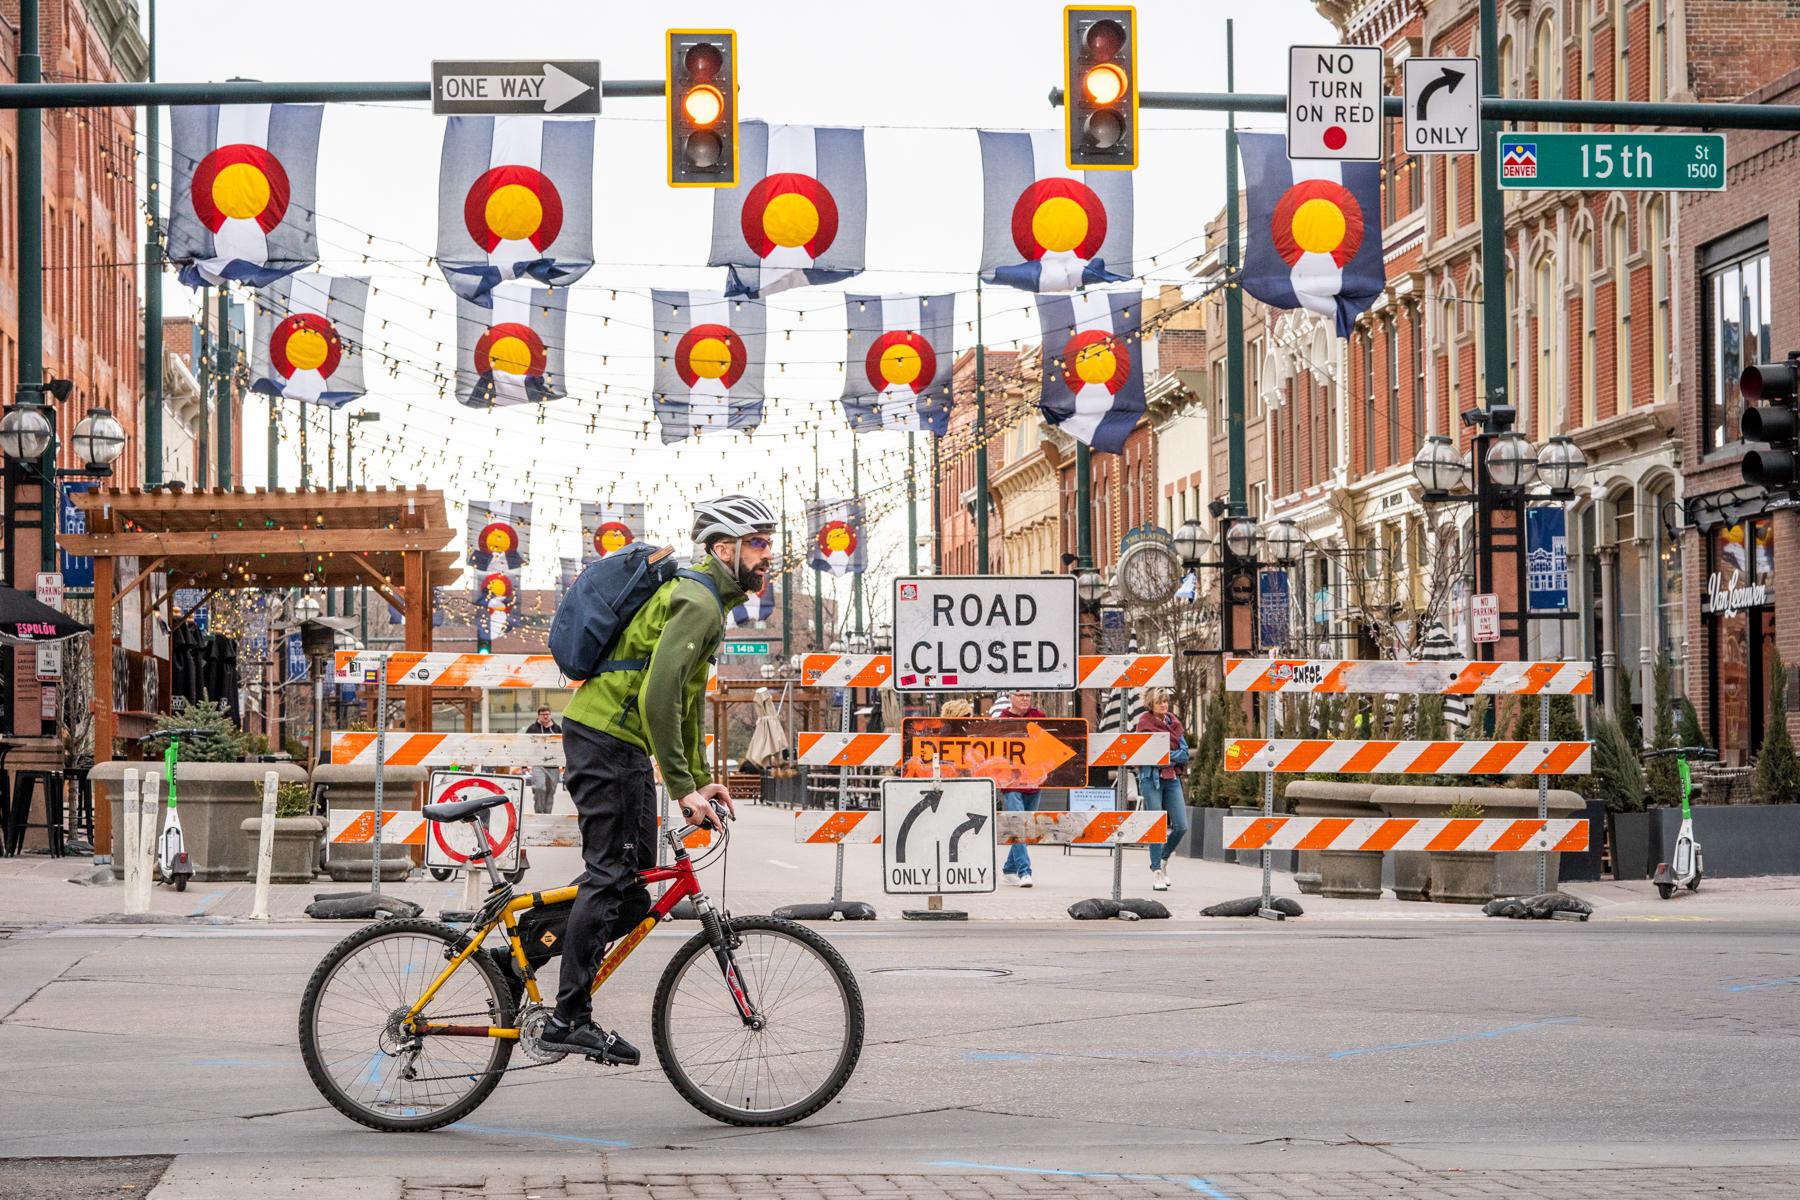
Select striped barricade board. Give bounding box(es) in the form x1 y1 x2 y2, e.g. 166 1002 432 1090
1222 738 1591 775
796 730 1169 768
799 653 1173 690
332 651 720 697
1224 815 1589 853
1222 658 1595 695
329 731 564 769
794 809 1168 845
328 809 427 847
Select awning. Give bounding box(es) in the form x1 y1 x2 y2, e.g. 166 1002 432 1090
0 587 90 644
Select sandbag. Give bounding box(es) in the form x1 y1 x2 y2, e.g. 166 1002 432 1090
1200 895 1305 918
1484 892 1594 920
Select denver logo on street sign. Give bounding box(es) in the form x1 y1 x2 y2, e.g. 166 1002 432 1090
901 716 1089 790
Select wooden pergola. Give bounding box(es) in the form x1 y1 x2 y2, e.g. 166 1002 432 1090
58 485 459 848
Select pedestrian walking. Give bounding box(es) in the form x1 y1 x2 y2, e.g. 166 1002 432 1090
995 689 1046 888
1135 688 1191 891
527 705 564 814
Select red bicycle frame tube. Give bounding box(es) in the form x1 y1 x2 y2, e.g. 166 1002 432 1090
643 859 701 918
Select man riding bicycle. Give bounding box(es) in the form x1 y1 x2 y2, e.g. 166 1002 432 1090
538 494 776 1064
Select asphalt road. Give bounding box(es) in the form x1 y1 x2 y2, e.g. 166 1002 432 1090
2 911 1798 1197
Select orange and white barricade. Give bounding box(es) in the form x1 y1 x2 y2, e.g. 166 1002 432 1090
1222 658 1594 695
1224 815 1588 854
1222 738 1591 776
328 808 428 848
800 653 1174 690
329 731 564 769
792 809 1169 846
335 651 568 690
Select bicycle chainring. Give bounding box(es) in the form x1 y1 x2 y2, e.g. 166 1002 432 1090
516 1003 569 1065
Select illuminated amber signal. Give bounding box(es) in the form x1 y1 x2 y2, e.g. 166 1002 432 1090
1063 6 1138 170
667 29 739 187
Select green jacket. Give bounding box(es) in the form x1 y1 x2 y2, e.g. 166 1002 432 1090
562 555 746 798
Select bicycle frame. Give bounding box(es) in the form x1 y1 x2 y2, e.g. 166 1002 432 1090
400 824 750 1042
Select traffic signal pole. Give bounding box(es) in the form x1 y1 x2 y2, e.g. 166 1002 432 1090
141 0 162 487
1223 20 1246 655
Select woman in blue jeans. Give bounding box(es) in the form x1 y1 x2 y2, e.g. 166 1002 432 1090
1135 689 1190 891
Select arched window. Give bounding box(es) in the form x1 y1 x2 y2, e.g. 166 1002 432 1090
1410 303 1425 449
1441 297 1460 428
1505 266 1520 420
1650 0 1667 100
1533 15 1558 126
1577 226 1596 427
1535 254 1560 436
1442 154 1459 236
1614 0 1630 102
1500 36 1515 100
1648 197 1669 406
1386 315 1400 466
1471 282 1485 402
1361 325 1376 473
1612 212 1632 413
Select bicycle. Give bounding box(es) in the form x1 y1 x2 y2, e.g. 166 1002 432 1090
297 791 864 1131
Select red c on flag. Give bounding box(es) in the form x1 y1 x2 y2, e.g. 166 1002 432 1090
1270 179 1365 269
1010 178 1108 262
474 323 547 378
675 323 748 388
269 313 342 380
595 521 633 557
191 144 292 234
741 172 840 259
864 330 937 395
464 165 566 253
1061 330 1131 394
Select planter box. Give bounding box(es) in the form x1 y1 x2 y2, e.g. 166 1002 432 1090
93 761 309 882
1615 804 1800 879
1288 781 1383 900
241 815 327 884
1429 851 1497 904
311 764 427 881
1372 784 1585 902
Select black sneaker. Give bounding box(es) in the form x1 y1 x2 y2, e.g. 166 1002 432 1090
539 1017 641 1066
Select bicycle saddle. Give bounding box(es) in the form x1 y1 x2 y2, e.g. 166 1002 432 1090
423 792 511 822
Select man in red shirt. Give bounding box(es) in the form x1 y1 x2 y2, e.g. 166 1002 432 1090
996 689 1046 887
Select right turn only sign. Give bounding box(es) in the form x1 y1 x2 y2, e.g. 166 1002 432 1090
1403 57 1478 154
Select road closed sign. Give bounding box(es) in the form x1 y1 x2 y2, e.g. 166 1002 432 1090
425 771 524 872
892 575 1077 692
881 778 996 895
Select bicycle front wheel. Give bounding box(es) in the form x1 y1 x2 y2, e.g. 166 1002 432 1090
298 918 515 1133
653 915 863 1126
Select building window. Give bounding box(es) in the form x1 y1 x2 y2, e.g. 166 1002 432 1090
1505 267 1520 422
1648 481 1683 695
1385 316 1400 467
1499 36 1514 100
1611 214 1631 413
1533 15 1558 124
1700 224 1771 453
1578 227 1596 427
1249 336 1264 418
1471 283 1485 401
1614 0 1629 102
1361 326 1375 473
1410 304 1425 445
1442 297 1460 427
1650 0 1666 100
1442 155 1458 236
1649 197 1669 407
1535 255 1560 437
1705 517 1776 765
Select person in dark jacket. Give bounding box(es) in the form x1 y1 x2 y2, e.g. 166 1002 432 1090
1135 689 1190 891
528 706 563 814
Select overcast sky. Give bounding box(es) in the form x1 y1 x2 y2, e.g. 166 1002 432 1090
146 0 1332 634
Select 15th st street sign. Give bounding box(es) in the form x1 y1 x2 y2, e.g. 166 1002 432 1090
1497 132 1726 191
431 60 601 115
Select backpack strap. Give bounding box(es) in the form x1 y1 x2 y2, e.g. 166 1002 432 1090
675 568 725 613
593 569 725 674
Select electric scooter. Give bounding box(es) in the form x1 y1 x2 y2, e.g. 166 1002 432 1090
135 728 223 892
1646 745 1715 900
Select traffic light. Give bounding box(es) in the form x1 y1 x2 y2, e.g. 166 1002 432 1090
1063 6 1138 170
667 30 738 187
1741 350 1800 490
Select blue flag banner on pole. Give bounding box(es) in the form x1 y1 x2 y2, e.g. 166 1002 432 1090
167 104 323 288
1036 289 1145 454
978 130 1132 293
1239 132 1386 337
437 115 595 306
652 290 767 443
1526 506 1570 611
709 122 867 298
249 274 369 407
840 294 956 435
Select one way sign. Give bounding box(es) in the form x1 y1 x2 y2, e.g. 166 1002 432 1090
1403 57 1478 154
432 60 601 116
881 778 996 895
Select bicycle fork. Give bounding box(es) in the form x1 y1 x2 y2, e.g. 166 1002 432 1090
695 894 762 1029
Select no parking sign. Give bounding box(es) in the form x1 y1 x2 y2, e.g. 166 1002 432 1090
425 771 525 872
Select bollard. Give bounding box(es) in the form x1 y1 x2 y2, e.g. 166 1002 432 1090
249 771 279 920
122 769 142 914
138 774 161 911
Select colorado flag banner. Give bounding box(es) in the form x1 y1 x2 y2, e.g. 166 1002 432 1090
455 284 566 408
1239 132 1386 337
978 130 1132 293
709 122 867 298
167 104 323 288
652 290 767 443
248 274 368 407
841 294 955 435
579 501 645 562
468 500 532 572
808 498 866 578
437 115 595 306
1036 289 1145 454
730 580 776 628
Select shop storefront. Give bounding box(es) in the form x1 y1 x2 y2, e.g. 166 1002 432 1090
1700 517 1776 765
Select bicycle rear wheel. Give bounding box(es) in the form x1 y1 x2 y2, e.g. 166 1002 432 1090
652 914 863 1127
298 918 516 1132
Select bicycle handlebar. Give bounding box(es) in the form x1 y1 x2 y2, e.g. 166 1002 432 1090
1642 745 1717 761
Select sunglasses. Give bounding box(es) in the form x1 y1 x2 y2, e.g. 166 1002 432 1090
743 536 774 551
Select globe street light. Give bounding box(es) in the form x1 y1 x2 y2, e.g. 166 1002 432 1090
70 407 127 473
1536 434 1588 498
1076 567 1105 611
1484 430 1539 493
1265 518 1305 565
1224 518 1260 560
1411 433 1471 496
1173 519 1210 567
0 404 54 461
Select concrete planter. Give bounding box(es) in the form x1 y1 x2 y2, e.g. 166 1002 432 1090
240 815 327 884
310 764 426 881
1287 781 1383 899
1428 851 1497 904
1372 784 1586 902
93 761 310 881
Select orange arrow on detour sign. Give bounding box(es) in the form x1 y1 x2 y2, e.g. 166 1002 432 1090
900 717 1088 789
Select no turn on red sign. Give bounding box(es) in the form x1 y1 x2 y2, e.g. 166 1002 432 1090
1288 44 1384 161
425 771 524 872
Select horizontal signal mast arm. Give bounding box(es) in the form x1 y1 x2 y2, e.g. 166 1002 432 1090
1047 87 1800 132
0 78 666 110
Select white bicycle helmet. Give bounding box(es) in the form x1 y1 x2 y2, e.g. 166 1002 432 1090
691 494 778 545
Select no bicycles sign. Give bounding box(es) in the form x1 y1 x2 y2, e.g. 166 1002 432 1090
425 771 524 872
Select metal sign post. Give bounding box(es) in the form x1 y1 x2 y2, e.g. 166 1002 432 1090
371 668 387 896
1260 692 1284 921
1537 694 1550 895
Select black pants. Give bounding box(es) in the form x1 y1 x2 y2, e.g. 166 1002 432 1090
554 720 655 1025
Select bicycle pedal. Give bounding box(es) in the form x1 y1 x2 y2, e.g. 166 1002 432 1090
582 1046 641 1068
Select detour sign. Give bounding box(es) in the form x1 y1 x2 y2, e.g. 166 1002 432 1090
901 716 1088 790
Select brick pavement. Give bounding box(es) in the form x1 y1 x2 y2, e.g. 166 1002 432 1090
394 1168 1800 1199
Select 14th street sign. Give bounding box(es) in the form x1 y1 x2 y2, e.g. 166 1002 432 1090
431 60 601 115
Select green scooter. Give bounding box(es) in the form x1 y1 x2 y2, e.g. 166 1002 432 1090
1646 745 1715 900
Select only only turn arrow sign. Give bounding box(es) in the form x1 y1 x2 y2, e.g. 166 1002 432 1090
432 60 601 116
1403 56 1478 155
